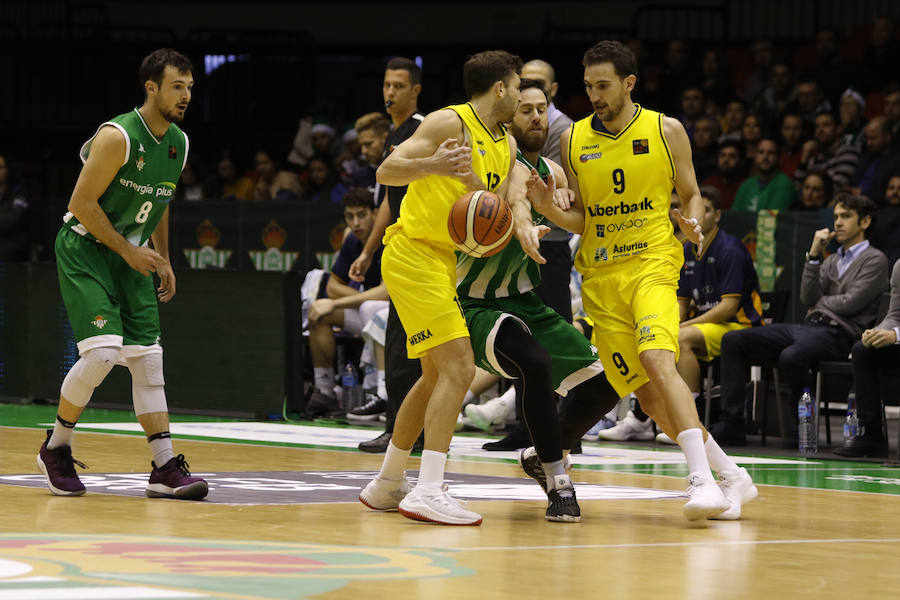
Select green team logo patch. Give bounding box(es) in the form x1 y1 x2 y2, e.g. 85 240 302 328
90 315 108 329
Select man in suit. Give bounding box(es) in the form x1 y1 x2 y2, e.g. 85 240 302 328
711 193 888 446
836 258 900 457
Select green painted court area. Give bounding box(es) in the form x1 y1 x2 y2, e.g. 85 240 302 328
3 402 899 496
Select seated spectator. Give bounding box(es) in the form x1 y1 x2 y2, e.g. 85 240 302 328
740 112 766 168
699 48 733 110
253 149 303 202
793 171 836 228
675 186 764 409
794 111 861 189
702 139 746 210
718 98 747 143
302 154 349 204
205 156 254 201
0 154 29 261
789 77 832 130
679 86 707 142
868 173 900 265
733 138 797 211
848 116 900 204
176 157 204 201
304 188 389 417
780 113 806 179
692 116 720 182
883 83 900 150
754 60 794 119
741 39 775 104
712 194 888 445
835 257 900 458
337 128 364 183
349 112 390 189
839 89 867 147
311 123 344 167
861 16 900 95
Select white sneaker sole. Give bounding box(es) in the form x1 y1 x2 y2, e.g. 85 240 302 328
710 480 759 520
145 481 209 500
36 454 85 497
683 496 729 520
399 505 483 526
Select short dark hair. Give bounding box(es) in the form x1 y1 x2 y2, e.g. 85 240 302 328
814 111 837 124
804 170 834 204
719 139 743 155
342 187 375 211
883 82 900 96
699 185 722 211
139 48 192 93
758 137 781 153
518 78 549 102
582 40 637 79
463 50 523 98
834 192 877 229
386 56 422 86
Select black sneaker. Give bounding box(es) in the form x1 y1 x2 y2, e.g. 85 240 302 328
347 394 386 420
482 426 531 451
304 387 340 418
546 475 581 522
359 431 392 453
518 446 573 494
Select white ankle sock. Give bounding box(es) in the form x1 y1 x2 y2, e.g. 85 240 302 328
378 441 411 481
47 419 75 449
542 458 567 488
314 368 334 395
149 435 175 466
376 370 387 399
705 435 739 474
417 450 447 488
676 428 714 479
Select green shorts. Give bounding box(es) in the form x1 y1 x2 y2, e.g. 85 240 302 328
55 227 160 354
460 291 605 396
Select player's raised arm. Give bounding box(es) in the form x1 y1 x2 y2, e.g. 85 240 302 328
68 126 162 276
508 162 548 264
663 116 704 249
528 127 585 235
376 109 471 186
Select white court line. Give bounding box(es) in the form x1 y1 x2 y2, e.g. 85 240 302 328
447 537 900 552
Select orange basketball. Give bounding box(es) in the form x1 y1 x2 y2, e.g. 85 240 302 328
448 190 514 258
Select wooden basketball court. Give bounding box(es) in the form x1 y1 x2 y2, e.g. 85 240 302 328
1 412 899 599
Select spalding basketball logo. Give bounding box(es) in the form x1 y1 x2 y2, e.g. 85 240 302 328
477 196 496 218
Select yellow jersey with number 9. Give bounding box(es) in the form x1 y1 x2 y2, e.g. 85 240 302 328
389 102 511 247
569 104 682 275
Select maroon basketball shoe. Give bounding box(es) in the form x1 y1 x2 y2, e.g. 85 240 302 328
146 454 208 500
37 430 87 496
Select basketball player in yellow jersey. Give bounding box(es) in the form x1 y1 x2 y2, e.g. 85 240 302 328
359 50 531 526
526 41 757 521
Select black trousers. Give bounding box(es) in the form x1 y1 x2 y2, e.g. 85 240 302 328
384 300 421 433
533 239 573 323
719 323 853 434
850 340 900 435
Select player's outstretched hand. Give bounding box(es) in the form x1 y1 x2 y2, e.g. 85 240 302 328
515 220 549 265
157 260 176 302
349 251 371 283
553 188 575 211
525 168 553 212
125 246 163 278
672 208 704 254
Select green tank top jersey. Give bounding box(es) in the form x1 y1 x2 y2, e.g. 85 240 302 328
456 150 553 300
63 108 188 247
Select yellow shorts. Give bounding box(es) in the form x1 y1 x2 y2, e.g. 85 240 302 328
689 321 750 361
380 230 469 359
580 258 681 396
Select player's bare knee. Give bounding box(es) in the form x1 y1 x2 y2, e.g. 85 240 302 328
61 346 121 407
639 349 676 379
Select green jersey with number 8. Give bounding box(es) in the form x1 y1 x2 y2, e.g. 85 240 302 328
62 108 188 246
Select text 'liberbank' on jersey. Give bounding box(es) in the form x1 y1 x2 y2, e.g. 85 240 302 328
63 108 188 247
569 105 681 274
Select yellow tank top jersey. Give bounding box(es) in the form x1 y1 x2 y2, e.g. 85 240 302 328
391 102 511 247
569 105 682 274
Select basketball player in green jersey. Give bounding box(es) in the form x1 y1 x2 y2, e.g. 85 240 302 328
37 48 208 500
458 79 620 521
525 41 756 521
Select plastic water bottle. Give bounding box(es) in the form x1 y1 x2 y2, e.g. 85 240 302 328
798 388 817 454
843 392 859 445
341 362 363 413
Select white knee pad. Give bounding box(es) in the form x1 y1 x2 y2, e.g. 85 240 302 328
60 346 121 407
126 352 168 416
